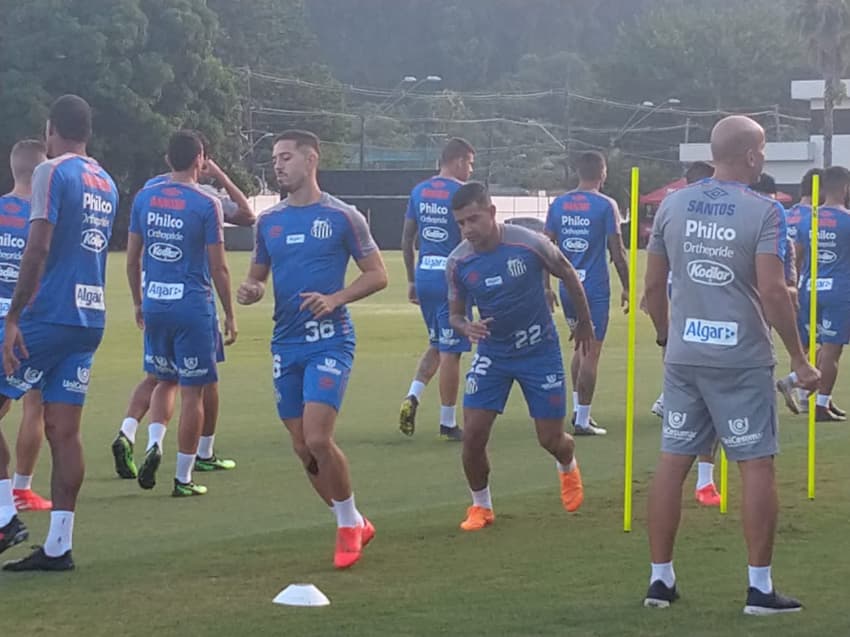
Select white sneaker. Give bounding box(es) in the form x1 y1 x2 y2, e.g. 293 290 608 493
574 424 607 436
651 399 664 418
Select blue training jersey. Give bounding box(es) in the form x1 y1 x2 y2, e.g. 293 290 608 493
0 195 31 317
545 190 621 301
28 154 118 328
447 224 563 359
130 181 223 316
254 192 378 348
406 176 464 288
797 205 850 299
787 203 811 286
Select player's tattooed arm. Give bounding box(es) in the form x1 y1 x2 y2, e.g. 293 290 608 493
6 219 52 324
401 218 418 304
643 252 669 343
542 229 559 312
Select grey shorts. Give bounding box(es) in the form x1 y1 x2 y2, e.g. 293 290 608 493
661 364 778 462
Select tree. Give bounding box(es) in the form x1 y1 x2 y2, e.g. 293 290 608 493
792 0 850 167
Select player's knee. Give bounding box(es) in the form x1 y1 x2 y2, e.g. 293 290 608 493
304 433 333 459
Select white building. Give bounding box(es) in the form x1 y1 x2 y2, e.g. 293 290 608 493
679 80 850 186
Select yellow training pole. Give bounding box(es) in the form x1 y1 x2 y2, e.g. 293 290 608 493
623 167 639 532
719 448 729 514
807 175 820 500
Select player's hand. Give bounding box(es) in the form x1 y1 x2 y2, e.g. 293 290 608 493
464 317 494 344
2 319 28 376
639 292 649 315
299 291 340 319
408 282 419 305
201 158 225 182
134 304 144 330
545 288 559 313
570 318 594 356
237 280 265 305
621 289 630 314
224 314 238 345
791 359 820 392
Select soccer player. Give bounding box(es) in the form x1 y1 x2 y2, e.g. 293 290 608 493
126 131 236 496
643 115 819 613
446 182 593 531
237 130 387 569
545 151 628 436
0 141 51 512
790 166 850 422
1 95 119 571
399 138 475 440
112 135 254 478
776 169 833 414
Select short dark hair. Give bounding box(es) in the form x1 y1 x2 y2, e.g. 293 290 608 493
10 139 47 180
575 151 606 182
452 181 491 211
751 172 777 195
800 168 823 198
167 130 204 172
685 161 714 184
821 165 850 195
441 137 475 165
190 130 210 156
49 94 92 143
274 129 321 154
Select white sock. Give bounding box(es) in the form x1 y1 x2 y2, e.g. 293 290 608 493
120 417 139 444
471 485 492 510
147 423 167 451
12 473 33 491
817 394 831 407
175 452 195 484
44 510 74 557
572 391 579 414
696 462 714 490
787 371 798 384
439 405 457 428
408 380 426 401
197 435 215 459
557 458 577 473
332 494 363 528
650 561 676 587
576 404 591 428
0 479 15 526
656 392 664 404
748 565 773 594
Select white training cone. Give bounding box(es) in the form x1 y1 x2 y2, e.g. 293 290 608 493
273 583 331 607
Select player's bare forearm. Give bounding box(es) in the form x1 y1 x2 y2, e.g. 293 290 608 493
208 244 234 318
757 255 806 365
126 232 144 307
794 241 805 281
334 251 388 306
401 219 417 283
609 235 630 293
448 297 469 335
246 262 270 285
220 176 256 227
644 253 669 340
553 258 591 326
7 220 52 322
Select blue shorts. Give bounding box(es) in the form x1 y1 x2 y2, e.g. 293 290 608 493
416 279 470 354
0 320 103 405
272 345 353 420
559 289 610 342
463 346 567 420
144 311 224 366
143 312 218 386
813 299 850 345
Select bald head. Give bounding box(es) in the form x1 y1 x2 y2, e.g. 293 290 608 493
709 116 765 184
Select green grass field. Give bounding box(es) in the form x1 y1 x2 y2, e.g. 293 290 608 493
4 251 850 636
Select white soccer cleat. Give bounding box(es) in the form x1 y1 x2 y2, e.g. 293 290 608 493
574 424 607 436
651 398 664 418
